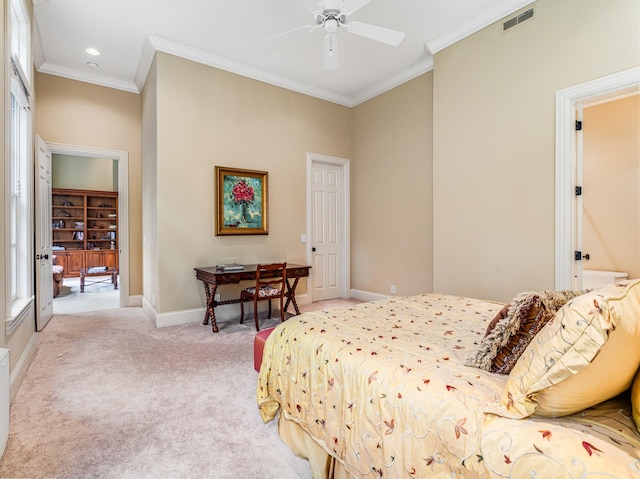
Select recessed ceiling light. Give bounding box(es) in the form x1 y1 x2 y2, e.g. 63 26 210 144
86 48 100 56
86 62 99 69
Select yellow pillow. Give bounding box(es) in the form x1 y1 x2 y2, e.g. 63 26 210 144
632 368 640 432
485 279 640 419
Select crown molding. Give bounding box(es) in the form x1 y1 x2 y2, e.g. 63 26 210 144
351 57 434 107
32 17 45 69
424 0 535 55
134 35 156 92
37 62 139 93
45 32 433 107
142 34 354 106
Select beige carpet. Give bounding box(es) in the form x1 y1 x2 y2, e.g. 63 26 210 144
0 299 360 478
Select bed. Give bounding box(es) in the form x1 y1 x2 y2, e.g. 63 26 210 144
257 280 640 478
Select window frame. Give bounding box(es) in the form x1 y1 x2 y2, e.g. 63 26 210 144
5 0 34 336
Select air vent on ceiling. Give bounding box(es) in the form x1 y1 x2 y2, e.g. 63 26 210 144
502 8 535 32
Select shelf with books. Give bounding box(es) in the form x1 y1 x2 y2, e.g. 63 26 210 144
51 188 119 276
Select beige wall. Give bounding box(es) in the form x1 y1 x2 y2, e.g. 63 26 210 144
433 0 640 302
583 94 640 279
52 154 117 191
145 52 351 314
35 73 143 296
351 73 433 296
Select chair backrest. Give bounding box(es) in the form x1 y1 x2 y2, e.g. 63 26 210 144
255 263 287 293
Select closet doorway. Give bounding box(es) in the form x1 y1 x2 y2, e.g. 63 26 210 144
47 143 129 314
555 66 640 290
579 93 639 286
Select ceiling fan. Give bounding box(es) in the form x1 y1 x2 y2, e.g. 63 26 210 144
260 0 405 70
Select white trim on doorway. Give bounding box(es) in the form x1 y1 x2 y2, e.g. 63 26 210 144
306 153 351 302
45 142 133 307
555 66 640 290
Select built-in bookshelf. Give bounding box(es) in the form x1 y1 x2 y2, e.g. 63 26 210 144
52 188 118 277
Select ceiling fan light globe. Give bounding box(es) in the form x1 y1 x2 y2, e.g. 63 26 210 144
324 18 338 33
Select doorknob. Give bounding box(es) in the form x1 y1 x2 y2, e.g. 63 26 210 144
44 254 49 260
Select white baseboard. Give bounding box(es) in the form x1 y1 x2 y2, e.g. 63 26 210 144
350 289 388 302
127 294 142 307
156 307 207 328
141 296 157 323
10 332 38 403
145 293 310 328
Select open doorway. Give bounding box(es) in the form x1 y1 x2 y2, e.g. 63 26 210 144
580 93 639 287
555 66 640 290
46 142 130 314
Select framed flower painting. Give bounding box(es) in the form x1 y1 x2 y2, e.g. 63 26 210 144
215 166 268 235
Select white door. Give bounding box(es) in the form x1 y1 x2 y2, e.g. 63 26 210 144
35 135 53 330
311 161 343 301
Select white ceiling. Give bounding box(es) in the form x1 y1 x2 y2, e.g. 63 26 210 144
33 0 534 106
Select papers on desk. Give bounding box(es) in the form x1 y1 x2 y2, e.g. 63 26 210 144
88 266 108 273
216 263 244 272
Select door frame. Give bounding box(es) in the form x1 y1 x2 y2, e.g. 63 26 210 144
555 66 640 290
306 152 351 302
45 142 129 307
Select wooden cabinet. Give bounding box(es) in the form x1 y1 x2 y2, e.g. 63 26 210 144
85 250 118 270
53 251 85 277
52 188 119 277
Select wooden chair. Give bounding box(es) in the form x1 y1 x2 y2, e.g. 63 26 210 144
240 263 287 331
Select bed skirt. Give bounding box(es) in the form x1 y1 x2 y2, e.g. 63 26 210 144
278 413 352 479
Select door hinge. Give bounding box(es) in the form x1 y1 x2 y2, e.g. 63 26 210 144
575 120 582 131
575 186 582 196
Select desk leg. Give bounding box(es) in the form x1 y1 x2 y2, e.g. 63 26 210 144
202 283 211 325
202 283 219 333
80 274 85 293
284 277 302 315
113 272 118 290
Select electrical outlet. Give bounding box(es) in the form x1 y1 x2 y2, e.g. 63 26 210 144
214 293 221 302
390 284 396 294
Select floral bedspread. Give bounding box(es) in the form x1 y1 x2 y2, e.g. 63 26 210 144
257 294 640 478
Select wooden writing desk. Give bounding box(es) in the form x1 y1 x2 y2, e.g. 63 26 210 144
194 263 311 332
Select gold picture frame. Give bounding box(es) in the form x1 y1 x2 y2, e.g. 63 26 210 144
215 166 268 235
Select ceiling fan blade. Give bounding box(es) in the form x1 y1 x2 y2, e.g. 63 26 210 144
324 33 338 70
258 24 318 48
296 0 323 11
346 21 405 46
342 0 371 15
